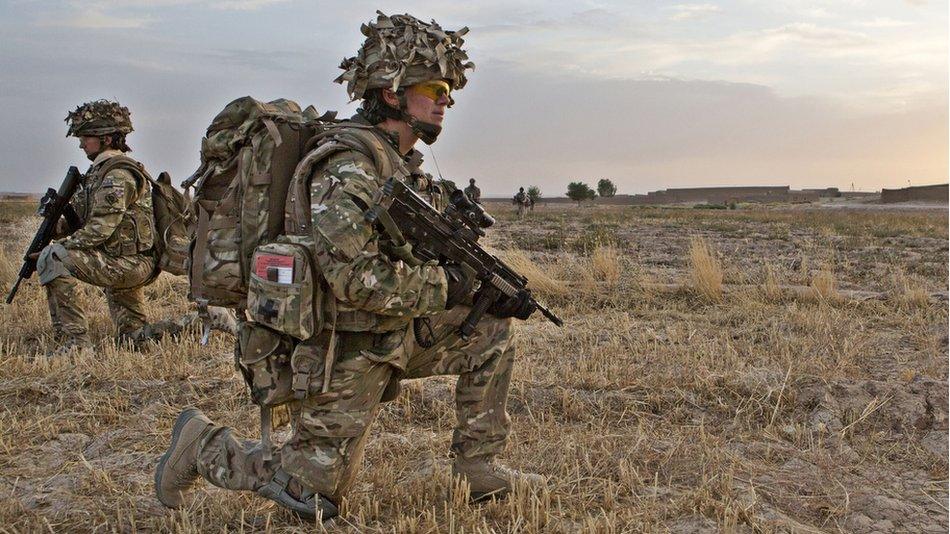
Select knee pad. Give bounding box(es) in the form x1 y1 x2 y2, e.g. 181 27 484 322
37 243 72 286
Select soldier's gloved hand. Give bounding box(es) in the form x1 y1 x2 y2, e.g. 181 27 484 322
485 288 537 320
444 264 474 309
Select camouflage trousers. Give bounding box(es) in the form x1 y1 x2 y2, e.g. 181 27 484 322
195 306 515 502
516 203 528 219
37 242 156 340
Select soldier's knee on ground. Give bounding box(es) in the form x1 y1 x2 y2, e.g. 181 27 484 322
280 435 353 497
36 242 72 285
281 405 380 499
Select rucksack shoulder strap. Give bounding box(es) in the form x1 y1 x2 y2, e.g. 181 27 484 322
284 140 353 236
284 123 404 236
307 123 401 179
96 154 151 202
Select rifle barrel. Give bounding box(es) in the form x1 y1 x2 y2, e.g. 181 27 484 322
5 277 23 305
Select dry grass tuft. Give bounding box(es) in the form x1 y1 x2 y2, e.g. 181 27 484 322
497 249 567 298
889 268 931 308
689 237 723 302
761 263 783 302
0 246 18 294
809 268 838 302
589 244 622 285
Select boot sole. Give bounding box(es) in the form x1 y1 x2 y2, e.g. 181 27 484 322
154 407 202 508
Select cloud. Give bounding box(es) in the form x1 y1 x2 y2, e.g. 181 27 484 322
209 0 289 10
855 17 913 28
760 22 869 48
36 10 153 28
669 4 721 21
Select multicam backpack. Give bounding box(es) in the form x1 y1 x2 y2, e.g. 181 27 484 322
97 156 193 275
183 97 331 309
184 95 405 313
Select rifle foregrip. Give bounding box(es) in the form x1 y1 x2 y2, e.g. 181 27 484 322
459 286 497 339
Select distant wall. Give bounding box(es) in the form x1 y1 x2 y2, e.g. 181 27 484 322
788 191 821 203
803 187 841 198
483 185 881 206
880 184 948 204
641 186 790 204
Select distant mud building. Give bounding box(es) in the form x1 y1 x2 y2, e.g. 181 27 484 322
636 186 789 204
880 184 948 204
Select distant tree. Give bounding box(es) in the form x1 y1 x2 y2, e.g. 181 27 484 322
567 181 597 204
527 186 541 210
597 178 617 198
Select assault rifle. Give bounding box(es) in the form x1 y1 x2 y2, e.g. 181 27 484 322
6 166 83 304
367 178 563 340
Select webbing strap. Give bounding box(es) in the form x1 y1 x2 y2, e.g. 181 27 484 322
191 206 210 299
207 215 238 230
322 294 338 393
262 119 282 147
261 406 273 461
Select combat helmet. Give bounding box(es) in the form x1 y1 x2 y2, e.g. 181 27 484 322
335 11 474 144
65 99 133 137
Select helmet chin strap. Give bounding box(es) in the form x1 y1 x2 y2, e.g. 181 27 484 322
380 89 443 145
406 116 441 145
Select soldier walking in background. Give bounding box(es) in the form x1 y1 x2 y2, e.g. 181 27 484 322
513 186 530 219
155 12 542 522
37 100 158 356
465 178 481 203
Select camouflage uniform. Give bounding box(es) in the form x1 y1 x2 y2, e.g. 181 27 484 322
189 12 521 505
194 120 516 501
40 101 156 348
156 13 539 519
513 189 529 219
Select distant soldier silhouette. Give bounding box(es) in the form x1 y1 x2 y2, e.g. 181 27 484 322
464 178 481 204
512 187 530 219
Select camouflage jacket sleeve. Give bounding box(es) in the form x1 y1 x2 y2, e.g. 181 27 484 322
310 152 448 317
60 168 138 250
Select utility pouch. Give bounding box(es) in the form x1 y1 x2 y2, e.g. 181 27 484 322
289 341 329 400
237 321 295 407
247 240 321 339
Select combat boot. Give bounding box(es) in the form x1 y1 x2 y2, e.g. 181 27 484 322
452 458 545 501
257 469 339 522
154 407 215 508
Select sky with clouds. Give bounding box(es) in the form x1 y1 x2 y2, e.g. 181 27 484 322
0 0 946 195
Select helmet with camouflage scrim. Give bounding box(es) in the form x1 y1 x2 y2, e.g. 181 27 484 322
65 99 133 137
335 11 474 144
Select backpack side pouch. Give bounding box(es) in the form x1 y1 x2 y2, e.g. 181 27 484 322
247 239 321 340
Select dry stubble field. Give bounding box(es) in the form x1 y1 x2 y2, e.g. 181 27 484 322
0 199 947 533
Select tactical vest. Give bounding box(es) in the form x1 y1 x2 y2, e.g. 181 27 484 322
73 154 154 256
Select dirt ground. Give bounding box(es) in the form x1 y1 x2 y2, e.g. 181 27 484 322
0 200 947 533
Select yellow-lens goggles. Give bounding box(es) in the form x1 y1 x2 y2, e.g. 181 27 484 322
411 81 452 102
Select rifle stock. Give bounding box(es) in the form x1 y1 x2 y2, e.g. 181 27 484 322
5 166 83 304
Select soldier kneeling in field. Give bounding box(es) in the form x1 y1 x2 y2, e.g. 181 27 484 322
155 12 543 523
36 100 159 356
